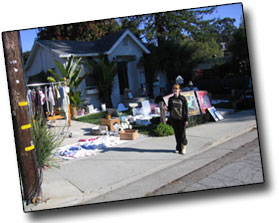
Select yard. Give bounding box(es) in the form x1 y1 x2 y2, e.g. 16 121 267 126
75 111 212 137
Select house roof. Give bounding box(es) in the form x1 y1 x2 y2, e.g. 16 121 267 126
25 29 150 70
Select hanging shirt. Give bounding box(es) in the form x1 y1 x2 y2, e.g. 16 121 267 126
54 85 61 109
58 85 65 109
48 86 55 116
38 90 45 105
44 86 50 114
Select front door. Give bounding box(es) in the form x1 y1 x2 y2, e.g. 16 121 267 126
117 62 129 94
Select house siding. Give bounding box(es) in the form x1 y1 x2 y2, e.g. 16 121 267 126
24 31 152 110
108 36 144 98
25 45 63 82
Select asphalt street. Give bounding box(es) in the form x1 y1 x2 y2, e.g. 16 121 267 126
82 128 262 204
150 135 263 196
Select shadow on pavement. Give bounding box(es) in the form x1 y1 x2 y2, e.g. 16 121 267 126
101 147 175 154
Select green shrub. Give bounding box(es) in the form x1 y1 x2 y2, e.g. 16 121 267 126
32 116 65 168
154 123 174 136
188 113 211 127
150 117 161 125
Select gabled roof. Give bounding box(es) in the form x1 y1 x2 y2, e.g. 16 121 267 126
25 29 150 70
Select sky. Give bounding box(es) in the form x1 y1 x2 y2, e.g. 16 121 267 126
19 3 243 53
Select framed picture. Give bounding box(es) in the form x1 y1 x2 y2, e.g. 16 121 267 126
215 110 224 120
196 90 212 114
208 106 219 122
207 106 224 121
163 93 173 106
163 91 201 116
181 91 201 116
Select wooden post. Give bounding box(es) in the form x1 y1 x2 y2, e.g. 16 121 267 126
159 101 166 124
2 31 40 203
64 77 71 126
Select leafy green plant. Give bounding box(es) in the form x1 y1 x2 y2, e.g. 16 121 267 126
48 55 87 109
154 123 174 136
32 116 65 168
70 91 83 109
85 55 116 108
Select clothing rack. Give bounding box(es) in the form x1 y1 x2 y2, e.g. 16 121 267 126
26 81 64 87
26 78 71 126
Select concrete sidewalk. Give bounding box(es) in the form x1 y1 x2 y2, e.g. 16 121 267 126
24 109 258 212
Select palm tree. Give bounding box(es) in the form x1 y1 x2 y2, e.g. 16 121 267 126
47 55 87 111
85 55 116 108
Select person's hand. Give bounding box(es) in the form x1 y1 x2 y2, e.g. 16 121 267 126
185 121 188 126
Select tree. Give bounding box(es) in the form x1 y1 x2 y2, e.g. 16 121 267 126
85 55 116 108
185 37 223 62
211 17 237 43
141 40 197 96
157 40 196 82
47 56 88 109
227 26 250 75
120 7 216 46
140 44 160 98
37 19 120 41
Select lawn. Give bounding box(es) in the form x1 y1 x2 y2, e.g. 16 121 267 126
75 111 211 137
75 112 106 125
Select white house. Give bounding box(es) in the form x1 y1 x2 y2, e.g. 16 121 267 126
24 29 167 108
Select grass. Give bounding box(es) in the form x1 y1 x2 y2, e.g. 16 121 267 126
76 110 133 125
76 111 212 137
76 112 106 125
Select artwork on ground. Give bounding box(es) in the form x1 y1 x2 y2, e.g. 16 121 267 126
180 91 201 116
207 106 222 121
163 93 173 107
196 90 212 114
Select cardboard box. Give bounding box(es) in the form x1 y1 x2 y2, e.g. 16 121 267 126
120 129 138 140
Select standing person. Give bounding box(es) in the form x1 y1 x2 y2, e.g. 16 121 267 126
167 84 188 154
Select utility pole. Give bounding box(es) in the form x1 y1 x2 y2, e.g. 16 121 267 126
2 31 40 204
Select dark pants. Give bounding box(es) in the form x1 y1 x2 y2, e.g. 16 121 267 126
171 119 187 152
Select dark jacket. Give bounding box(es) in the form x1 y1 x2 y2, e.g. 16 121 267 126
168 94 188 122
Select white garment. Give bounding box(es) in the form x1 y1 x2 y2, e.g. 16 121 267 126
48 86 55 116
62 86 70 120
38 90 45 105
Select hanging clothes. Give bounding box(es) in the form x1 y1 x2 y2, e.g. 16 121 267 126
34 88 46 121
26 82 71 126
54 85 61 110
48 86 55 116
38 89 45 105
44 86 50 114
58 85 70 120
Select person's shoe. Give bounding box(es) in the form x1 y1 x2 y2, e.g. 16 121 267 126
175 150 179 154
181 145 187 155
